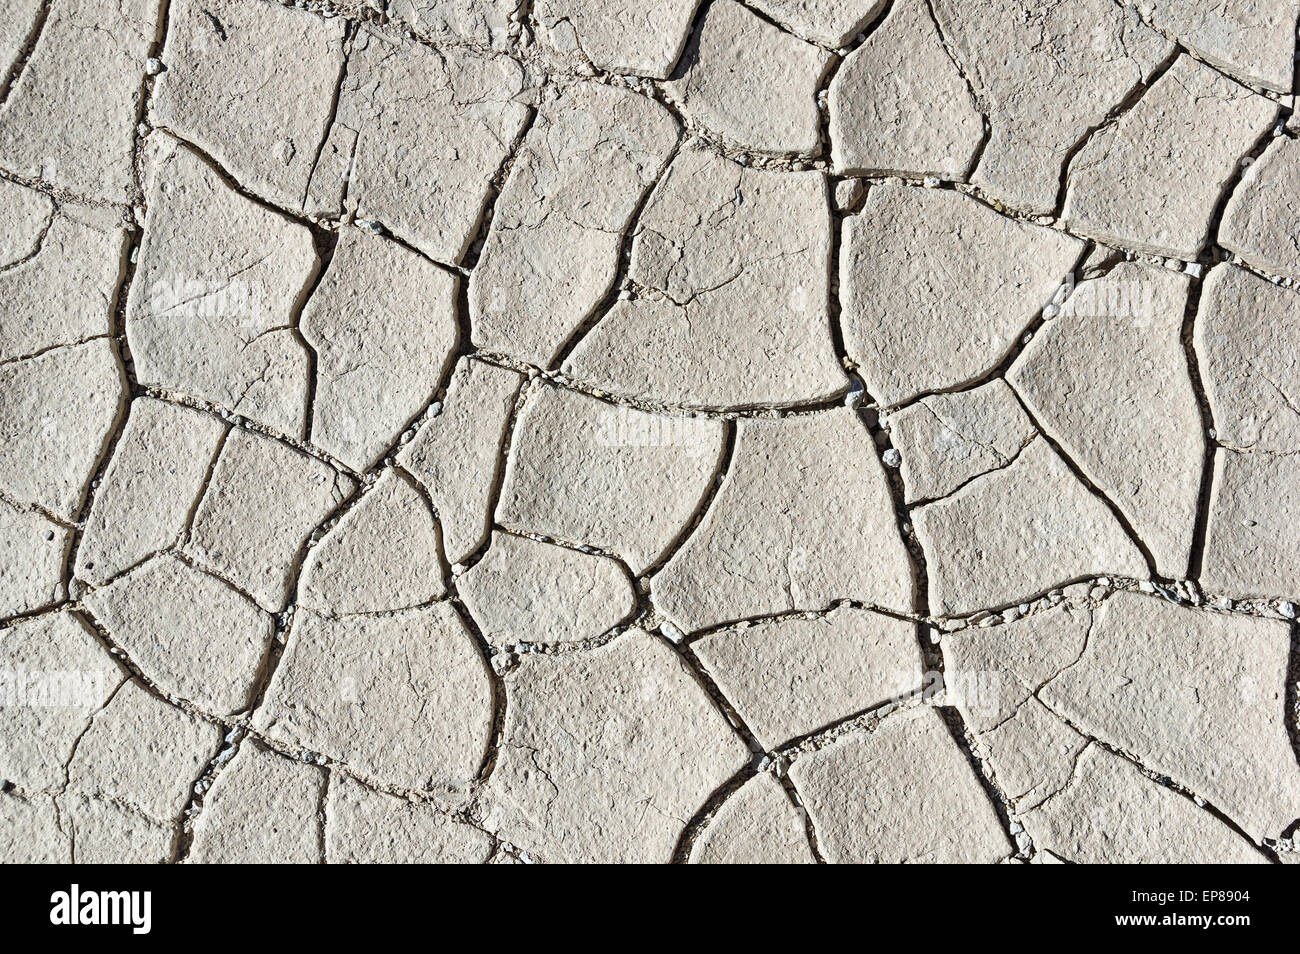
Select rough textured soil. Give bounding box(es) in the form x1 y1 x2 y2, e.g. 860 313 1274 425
1 0 1299 865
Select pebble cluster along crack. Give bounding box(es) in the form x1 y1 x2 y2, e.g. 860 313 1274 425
0 0 1298 866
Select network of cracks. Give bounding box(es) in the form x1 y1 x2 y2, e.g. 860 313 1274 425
1 0 1299 863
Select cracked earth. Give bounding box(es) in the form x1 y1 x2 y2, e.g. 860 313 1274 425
1 0 1299 865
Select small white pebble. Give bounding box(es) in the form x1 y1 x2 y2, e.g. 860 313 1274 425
660 621 686 644
882 448 901 468
844 378 864 408
145 57 163 75
1277 601 1296 620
